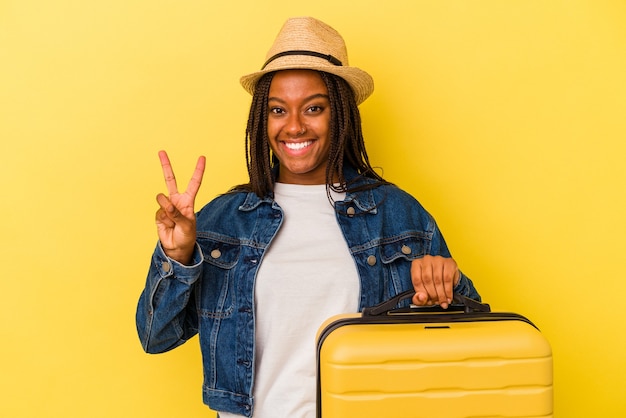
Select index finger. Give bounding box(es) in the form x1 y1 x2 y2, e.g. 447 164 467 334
158 150 178 195
410 259 436 306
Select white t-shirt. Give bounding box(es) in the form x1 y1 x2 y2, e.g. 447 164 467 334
219 183 360 418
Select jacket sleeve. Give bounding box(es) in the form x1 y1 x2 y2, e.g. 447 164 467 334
454 271 481 301
136 242 203 354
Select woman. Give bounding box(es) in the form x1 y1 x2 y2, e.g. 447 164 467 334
137 16 480 418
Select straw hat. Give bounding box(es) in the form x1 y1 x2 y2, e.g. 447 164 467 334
240 17 374 105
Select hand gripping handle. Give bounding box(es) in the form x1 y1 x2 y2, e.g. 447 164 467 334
362 290 490 316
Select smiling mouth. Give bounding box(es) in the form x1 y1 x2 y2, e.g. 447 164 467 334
284 140 313 151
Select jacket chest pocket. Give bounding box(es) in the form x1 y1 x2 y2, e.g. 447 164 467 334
196 236 242 318
373 235 429 303
379 235 429 264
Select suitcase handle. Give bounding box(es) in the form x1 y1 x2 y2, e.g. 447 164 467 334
362 290 491 316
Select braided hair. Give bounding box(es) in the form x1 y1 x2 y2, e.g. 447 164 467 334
233 70 389 198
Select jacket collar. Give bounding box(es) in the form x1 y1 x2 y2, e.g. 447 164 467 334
238 165 379 213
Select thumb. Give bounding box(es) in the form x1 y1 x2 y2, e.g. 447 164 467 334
412 291 428 305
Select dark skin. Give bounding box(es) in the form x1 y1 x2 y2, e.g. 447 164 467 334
155 70 460 308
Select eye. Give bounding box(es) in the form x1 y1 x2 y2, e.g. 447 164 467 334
269 106 285 115
307 105 324 113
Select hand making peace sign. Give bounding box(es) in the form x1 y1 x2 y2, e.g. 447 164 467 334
155 150 206 265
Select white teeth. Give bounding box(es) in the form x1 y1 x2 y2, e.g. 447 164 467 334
285 141 313 150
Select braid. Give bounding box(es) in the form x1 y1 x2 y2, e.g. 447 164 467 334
318 72 388 194
234 73 276 197
321 72 346 187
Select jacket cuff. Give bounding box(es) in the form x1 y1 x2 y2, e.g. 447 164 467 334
153 241 204 283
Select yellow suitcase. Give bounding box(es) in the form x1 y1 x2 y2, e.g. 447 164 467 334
316 291 553 418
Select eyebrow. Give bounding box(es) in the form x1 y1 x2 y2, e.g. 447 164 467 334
267 93 330 104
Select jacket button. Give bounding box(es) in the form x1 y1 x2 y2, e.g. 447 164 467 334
346 207 356 217
210 249 221 259
161 261 171 272
401 245 412 255
367 255 377 266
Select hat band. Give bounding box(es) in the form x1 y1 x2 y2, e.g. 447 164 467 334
262 50 343 69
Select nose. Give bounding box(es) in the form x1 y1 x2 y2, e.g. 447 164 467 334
286 113 306 137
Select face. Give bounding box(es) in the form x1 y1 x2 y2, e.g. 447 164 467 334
267 69 331 185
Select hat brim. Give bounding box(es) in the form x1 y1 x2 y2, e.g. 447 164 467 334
240 55 374 105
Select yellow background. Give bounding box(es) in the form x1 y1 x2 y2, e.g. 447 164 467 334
1 0 625 416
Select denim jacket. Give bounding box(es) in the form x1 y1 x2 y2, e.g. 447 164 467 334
136 168 480 417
